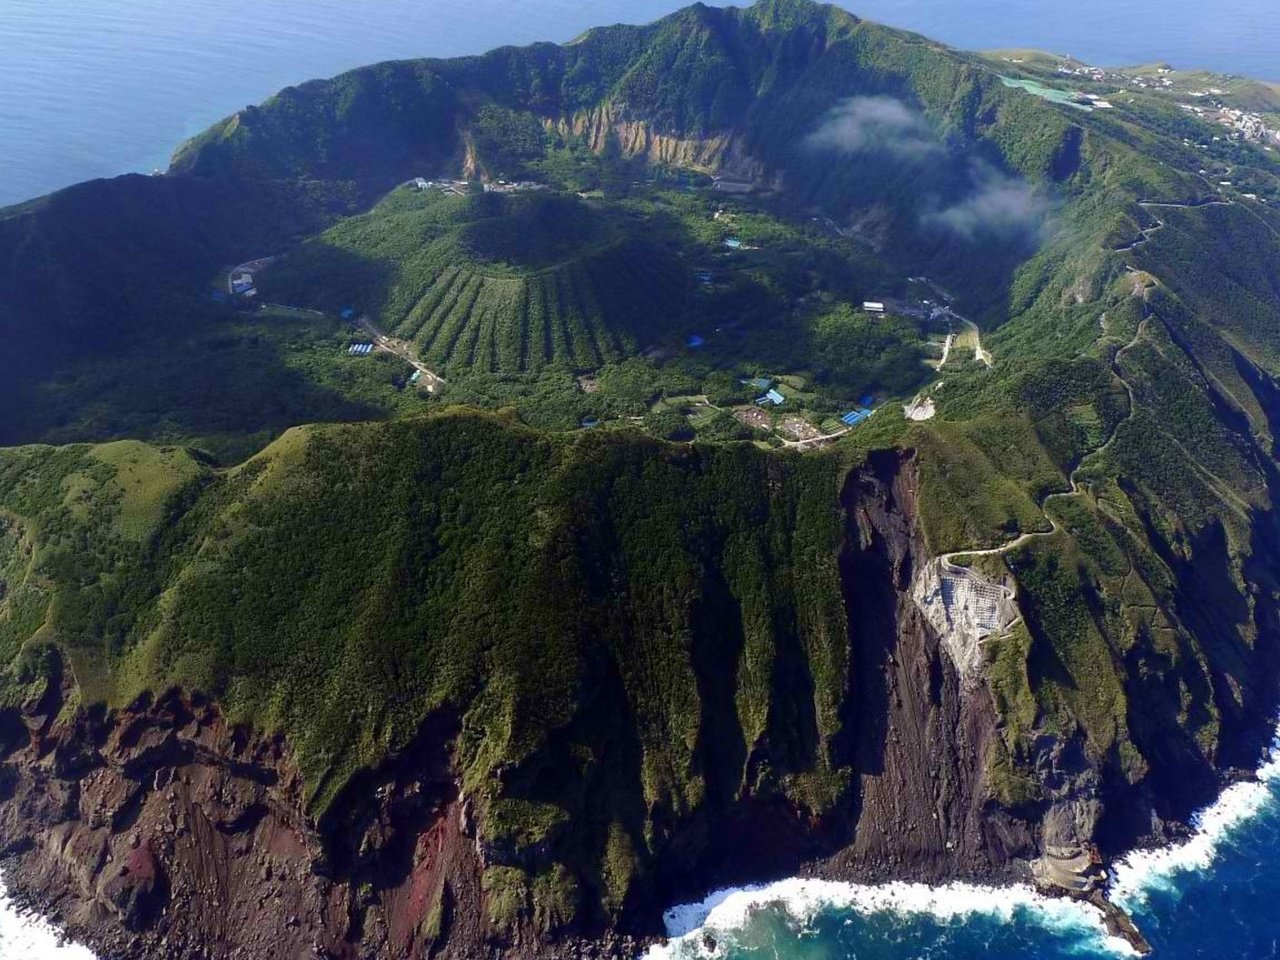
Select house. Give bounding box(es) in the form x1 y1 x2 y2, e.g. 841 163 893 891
757 388 785 406
414 177 429 190
862 301 886 314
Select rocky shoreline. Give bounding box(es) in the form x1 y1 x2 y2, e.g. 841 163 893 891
2 454 1277 959
4 679 1278 958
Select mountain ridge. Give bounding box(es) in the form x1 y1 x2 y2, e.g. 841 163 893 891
0 1 1279 957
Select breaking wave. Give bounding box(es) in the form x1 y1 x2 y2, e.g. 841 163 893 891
643 724 1280 959
0 872 96 960
1109 728 1280 909
642 877 1137 958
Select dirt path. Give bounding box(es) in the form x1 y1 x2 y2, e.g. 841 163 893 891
359 317 448 392
1118 197 1237 252
939 309 992 368
940 318 1148 565
781 426 853 448
934 332 955 370
940 193 1260 564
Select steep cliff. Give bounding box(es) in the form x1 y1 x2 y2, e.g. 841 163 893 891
0 448 1026 960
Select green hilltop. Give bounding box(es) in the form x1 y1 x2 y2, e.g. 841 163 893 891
1 0 1279 946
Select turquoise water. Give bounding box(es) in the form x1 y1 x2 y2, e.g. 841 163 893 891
7 749 1280 959
648 736 1280 959
0 0 1277 206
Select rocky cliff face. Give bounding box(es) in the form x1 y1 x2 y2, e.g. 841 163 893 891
545 104 770 183
0 453 1028 959
0 452 1274 958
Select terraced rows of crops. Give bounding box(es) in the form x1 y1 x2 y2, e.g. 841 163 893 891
391 240 689 372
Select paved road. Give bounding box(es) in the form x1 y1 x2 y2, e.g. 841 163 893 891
938 309 992 368
940 318 1148 566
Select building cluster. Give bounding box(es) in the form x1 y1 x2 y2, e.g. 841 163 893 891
226 257 273 299
482 180 548 194
229 271 257 298
412 178 469 195
1055 61 1175 92
1178 103 1280 147
410 177 549 195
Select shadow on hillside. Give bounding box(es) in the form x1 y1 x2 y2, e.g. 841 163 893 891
0 320 388 464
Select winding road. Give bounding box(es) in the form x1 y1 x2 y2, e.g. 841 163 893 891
936 188 1270 567
939 317 1149 566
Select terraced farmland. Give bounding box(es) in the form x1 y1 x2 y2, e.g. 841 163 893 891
391 239 688 372
262 189 692 373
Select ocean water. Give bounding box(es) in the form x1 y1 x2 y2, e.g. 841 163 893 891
0 0 1277 207
8 736 1280 958
648 732 1280 960
3 0 1280 955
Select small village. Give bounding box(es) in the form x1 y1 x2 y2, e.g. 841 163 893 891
1042 58 1280 148
214 174 993 450
411 177 550 195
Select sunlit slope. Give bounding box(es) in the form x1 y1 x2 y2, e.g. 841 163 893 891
262 191 691 371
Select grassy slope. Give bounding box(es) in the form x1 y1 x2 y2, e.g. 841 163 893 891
0 409 855 928
0 0 1278 930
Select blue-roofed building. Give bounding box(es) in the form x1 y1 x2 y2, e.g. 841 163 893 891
840 408 873 427
758 388 785 406
859 395 876 408
686 334 706 348
694 271 713 284
723 237 743 250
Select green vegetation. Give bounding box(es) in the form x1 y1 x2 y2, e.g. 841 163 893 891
0 410 851 929
1 0 1279 941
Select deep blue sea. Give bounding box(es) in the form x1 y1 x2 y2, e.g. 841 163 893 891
645 736 1280 960
2 0 1280 956
0 0 1277 207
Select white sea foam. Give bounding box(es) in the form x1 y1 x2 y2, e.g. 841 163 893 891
1109 728 1280 908
643 876 1137 958
0 872 96 960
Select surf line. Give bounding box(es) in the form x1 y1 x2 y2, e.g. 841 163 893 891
1109 724 1280 908
0 870 97 960
642 876 1140 959
643 720 1280 959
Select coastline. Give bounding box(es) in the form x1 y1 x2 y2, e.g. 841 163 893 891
640 724 1280 960
0 872 95 960
0 723 1277 959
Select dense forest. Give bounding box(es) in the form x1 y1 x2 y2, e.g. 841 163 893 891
1 0 1279 952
